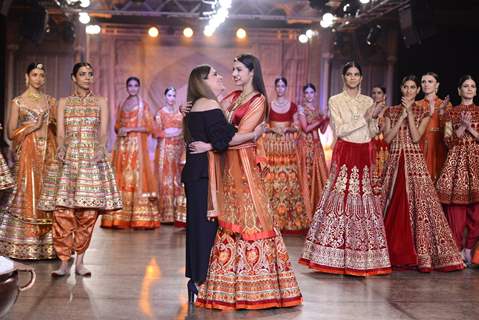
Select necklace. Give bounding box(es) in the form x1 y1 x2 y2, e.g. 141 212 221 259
26 90 42 102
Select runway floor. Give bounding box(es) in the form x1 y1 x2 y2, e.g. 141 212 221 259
6 223 479 320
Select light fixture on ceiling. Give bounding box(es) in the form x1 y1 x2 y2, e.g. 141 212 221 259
236 28 247 39
148 26 159 38
183 27 194 38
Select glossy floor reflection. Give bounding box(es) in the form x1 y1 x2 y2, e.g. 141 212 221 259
6 224 479 320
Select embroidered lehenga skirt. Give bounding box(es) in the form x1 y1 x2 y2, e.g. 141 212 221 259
263 131 308 234
300 139 391 276
196 145 303 310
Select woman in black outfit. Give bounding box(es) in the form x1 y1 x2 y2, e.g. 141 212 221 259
182 64 265 303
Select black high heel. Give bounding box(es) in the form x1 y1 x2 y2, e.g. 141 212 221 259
187 279 198 304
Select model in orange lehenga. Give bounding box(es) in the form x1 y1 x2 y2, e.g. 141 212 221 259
0 63 56 260
194 55 302 310
370 85 389 193
382 75 463 272
297 83 329 218
154 87 185 225
263 77 307 234
418 72 452 181
101 77 159 229
435 76 479 266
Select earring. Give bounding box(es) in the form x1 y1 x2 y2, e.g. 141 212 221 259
25 79 29 87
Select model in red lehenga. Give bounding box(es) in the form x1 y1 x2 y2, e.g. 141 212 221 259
382 75 463 272
436 75 479 266
300 62 391 277
154 87 185 226
191 54 302 310
418 72 452 181
101 77 159 229
370 85 389 194
263 77 307 234
297 83 329 218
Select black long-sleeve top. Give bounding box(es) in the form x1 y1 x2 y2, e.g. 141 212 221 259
181 109 236 182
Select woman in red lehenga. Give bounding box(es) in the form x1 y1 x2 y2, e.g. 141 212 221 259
300 61 391 277
190 54 302 310
154 87 186 225
101 77 159 229
297 83 329 218
370 85 389 194
436 75 479 266
264 76 307 234
382 75 463 272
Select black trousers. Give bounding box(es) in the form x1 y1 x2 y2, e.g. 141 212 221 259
184 178 218 283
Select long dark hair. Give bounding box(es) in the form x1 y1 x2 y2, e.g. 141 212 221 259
183 64 219 143
235 53 269 120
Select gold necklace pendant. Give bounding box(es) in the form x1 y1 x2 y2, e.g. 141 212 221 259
27 91 42 102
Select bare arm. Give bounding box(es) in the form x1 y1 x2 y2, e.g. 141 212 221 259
7 100 19 140
56 99 65 148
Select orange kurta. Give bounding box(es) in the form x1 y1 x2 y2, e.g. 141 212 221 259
101 101 159 229
418 98 451 181
154 108 185 224
0 95 57 259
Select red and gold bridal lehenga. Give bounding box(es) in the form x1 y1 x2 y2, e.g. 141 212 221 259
0 95 56 259
382 104 463 272
371 112 389 194
196 91 302 310
300 91 391 276
101 99 159 229
154 107 185 225
436 104 479 262
263 101 308 234
417 98 451 181
296 105 329 218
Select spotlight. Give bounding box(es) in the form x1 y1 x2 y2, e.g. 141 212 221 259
236 28 247 39
366 24 382 46
183 27 194 38
305 29 315 38
85 24 101 35
148 26 159 38
322 13 334 24
79 0 90 7
360 0 370 4
298 34 308 44
78 12 90 24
